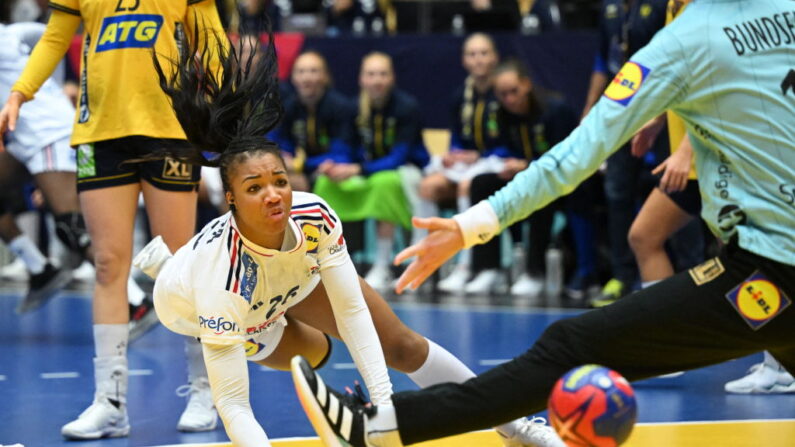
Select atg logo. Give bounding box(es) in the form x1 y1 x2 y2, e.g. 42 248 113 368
604 61 651 106
96 14 163 53
198 316 240 335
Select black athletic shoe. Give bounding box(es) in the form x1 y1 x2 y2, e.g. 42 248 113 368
129 295 159 341
291 356 379 447
16 263 73 314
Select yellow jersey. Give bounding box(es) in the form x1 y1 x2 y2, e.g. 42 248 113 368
14 0 223 145
664 0 697 180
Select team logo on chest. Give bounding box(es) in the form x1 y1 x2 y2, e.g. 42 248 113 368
239 252 259 304
302 223 321 253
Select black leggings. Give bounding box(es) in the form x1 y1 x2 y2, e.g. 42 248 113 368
392 243 795 444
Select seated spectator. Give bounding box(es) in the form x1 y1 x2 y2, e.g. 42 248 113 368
465 59 579 296
325 0 390 35
420 33 509 293
313 52 428 290
269 50 358 192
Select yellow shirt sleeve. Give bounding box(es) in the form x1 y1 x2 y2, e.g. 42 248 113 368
12 10 81 100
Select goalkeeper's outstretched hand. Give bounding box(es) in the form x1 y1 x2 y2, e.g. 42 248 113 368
393 216 464 294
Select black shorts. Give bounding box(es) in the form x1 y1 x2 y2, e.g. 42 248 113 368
76 136 200 192
664 179 701 216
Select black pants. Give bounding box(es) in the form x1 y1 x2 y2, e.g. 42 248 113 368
393 243 795 444
469 173 557 274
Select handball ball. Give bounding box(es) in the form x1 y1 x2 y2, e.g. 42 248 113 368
548 364 637 447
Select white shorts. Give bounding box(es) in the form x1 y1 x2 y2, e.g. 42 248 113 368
7 136 76 175
244 316 287 362
425 155 505 183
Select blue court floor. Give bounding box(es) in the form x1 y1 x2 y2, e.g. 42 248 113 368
1 287 793 447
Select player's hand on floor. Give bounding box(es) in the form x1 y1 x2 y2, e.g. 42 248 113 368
393 216 464 294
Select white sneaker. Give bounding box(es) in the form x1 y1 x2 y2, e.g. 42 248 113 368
499 417 566 447
365 265 393 291
438 265 470 293
511 274 543 297
61 398 130 439
71 260 96 283
0 258 28 281
465 269 502 294
133 235 173 280
176 378 218 432
725 362 795 394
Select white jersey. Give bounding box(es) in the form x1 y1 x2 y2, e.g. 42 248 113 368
155 191 348 347
0 23 74 158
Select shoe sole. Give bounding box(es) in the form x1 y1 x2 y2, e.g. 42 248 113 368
177 418 218 432
62 425 130 440
291 357 345 447
725 384 795 394
16 268 74 314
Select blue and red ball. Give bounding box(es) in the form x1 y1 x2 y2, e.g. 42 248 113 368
548 365 637 447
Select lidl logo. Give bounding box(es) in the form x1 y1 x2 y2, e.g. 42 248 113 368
96 14 163 52
726 271 791 330
245 339 266 357
302 223 320 253
604 62 650 106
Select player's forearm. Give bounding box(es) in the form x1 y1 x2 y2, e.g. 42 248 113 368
321 259 393 405
202 342 270 446
12 11 80 100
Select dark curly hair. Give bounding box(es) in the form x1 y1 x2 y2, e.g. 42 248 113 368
152 20 284 191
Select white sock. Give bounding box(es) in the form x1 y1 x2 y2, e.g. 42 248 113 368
94 324 129 358
408 338 475 386
407 339 523 437
374 237 392 269
641 279 661 289
185 337 207 381
127 276 146 306
367 402 399 433
8 235 47 274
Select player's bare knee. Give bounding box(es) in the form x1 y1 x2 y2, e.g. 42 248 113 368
92 250 127 285
382 329 426 372
627 225 659 257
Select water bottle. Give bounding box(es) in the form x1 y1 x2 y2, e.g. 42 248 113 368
371 17 384 36
511 243 526 284
545 246 563 297
451 14 465 36
520 14 540 35
353 17 366 36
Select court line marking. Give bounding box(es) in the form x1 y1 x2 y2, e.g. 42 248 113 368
154 421 795 446
0 375 6 381
479 359 510 366
332 363 356 370
41 372 80 379
129 369 153 376
637 418 795 426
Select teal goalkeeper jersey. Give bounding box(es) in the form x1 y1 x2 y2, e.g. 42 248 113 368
487 0 795 266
